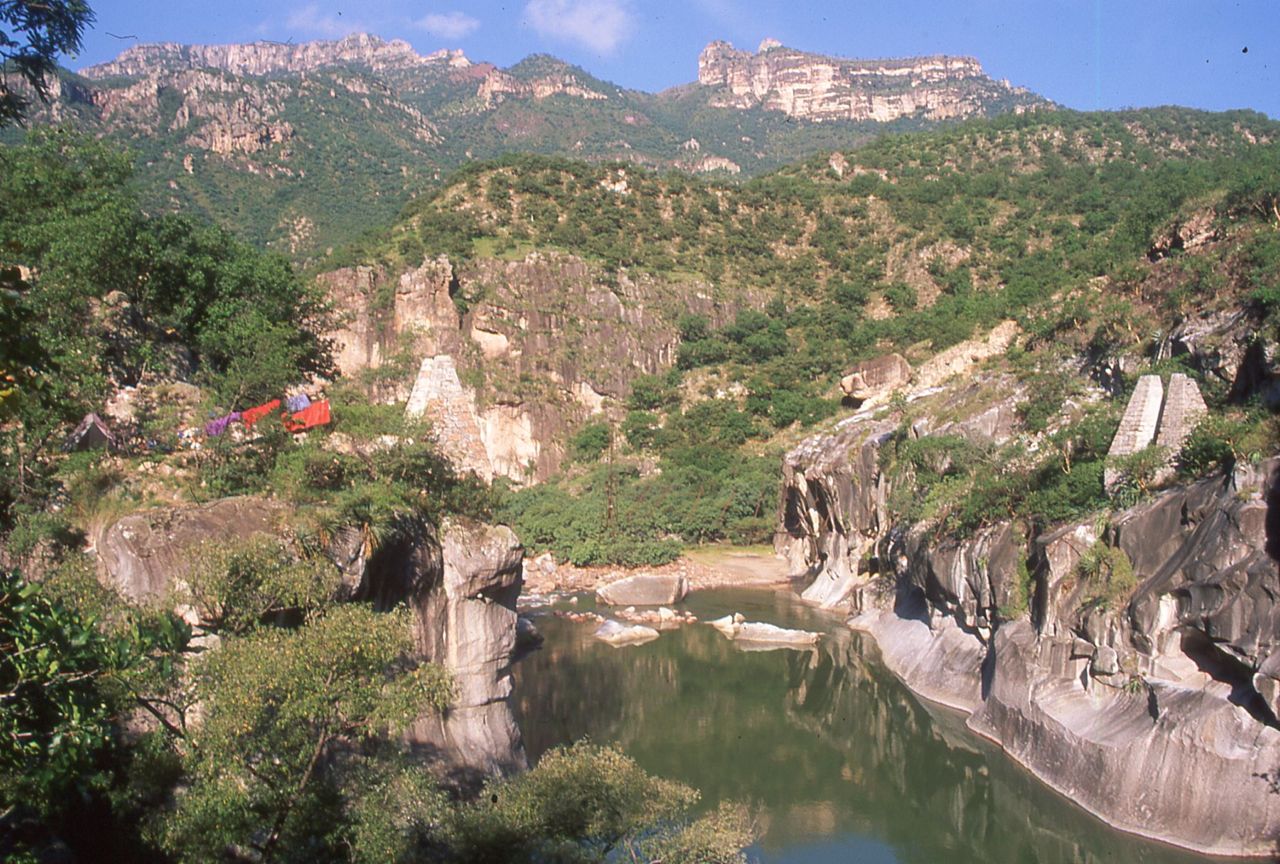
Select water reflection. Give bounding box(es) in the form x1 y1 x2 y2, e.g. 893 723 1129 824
512 589 1226 864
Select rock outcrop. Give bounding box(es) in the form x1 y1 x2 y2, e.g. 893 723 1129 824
708 615 820 649
82 33 445 79
406 356 496 481
95 497 289 603
698 40 1046 123
477 68 607 106
323 251 746 483
596 573 689 606
777 375 1280 854
593 619 661 646
96 500 528 785
839 353 911 403
406 518 527 784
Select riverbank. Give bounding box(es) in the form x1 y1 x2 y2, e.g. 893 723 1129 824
521 545 792 595
847 605 1280 859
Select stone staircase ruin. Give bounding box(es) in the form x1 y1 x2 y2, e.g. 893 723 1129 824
1104 372 1207 491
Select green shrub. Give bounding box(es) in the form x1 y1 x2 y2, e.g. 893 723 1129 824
1077 541 1136 608
569 422 612 463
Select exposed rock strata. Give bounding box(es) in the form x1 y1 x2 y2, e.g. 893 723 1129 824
778 382 1280 855
82 33 443 79
698 40 1045 123
323 252 745 482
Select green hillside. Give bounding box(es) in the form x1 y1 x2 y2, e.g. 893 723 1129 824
329 107 1280 563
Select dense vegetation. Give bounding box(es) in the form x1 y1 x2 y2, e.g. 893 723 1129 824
5 43 1045 261
0 129 751 861
392 108 1280 564
0 130 335 544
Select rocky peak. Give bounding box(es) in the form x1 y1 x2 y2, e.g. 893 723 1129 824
697 39 1044 123
82 33 459 80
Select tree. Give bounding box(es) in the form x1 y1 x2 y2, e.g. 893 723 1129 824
0 567 189 861
445 742 753 864
1 0 94 126
160 604 453 864
0 569 119 819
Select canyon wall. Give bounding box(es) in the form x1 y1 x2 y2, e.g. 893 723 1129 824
698 39 1045 123
777 354 1280 855
322 252 745 482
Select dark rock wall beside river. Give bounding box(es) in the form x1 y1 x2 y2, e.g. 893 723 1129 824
777 395 1280 856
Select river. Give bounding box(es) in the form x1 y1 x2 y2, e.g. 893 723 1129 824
512 587 1226 864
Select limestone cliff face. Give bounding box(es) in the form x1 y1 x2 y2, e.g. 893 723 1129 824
698 39 1046 122
776 357 1280 854
322 252 745 483
477 68 608 106
81 33 446 79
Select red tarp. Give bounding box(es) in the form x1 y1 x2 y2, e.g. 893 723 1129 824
241 399 281 428
284 400 331 433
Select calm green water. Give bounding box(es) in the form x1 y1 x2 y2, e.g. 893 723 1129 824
511 588 1226 864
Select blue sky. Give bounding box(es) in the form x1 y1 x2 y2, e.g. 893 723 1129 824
76 1 1279 117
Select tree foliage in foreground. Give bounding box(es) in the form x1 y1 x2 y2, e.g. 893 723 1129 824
161 604 453 864
0 131 334 533
0 0 94 126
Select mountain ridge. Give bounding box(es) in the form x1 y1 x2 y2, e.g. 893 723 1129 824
12 32 1053 259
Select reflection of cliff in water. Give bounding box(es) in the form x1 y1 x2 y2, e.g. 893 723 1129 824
513 590 1214 864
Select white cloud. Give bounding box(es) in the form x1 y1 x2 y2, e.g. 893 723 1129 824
284 4 369 39
524 0 635 55
415 11 481 40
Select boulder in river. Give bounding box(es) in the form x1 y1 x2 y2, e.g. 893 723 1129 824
709 614 820 649
596 573 689 606
594 619 660 646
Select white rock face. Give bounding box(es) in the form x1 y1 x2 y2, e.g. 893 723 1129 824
406 355 494 481
709 614 820 649
596 574 689 606
697 40 1040 123
594 619 660 646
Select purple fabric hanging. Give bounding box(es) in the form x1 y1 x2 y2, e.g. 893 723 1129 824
204 411 242 437
286 393 311 413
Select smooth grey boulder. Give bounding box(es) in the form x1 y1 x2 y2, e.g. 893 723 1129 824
709 615 819 649
596 573 688 606
95 496 288 603
594 619 660 646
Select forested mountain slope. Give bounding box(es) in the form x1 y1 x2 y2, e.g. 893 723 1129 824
7 33 1048 261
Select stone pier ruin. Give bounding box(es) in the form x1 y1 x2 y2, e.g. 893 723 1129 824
1104 372 1208 491
406 355 494 481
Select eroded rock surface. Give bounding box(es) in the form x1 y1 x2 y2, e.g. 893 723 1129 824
778 373 1280 856
323 251 748 483
407 518 527 784
95 496 289 603
596 573 690 606
698 40 1046 122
